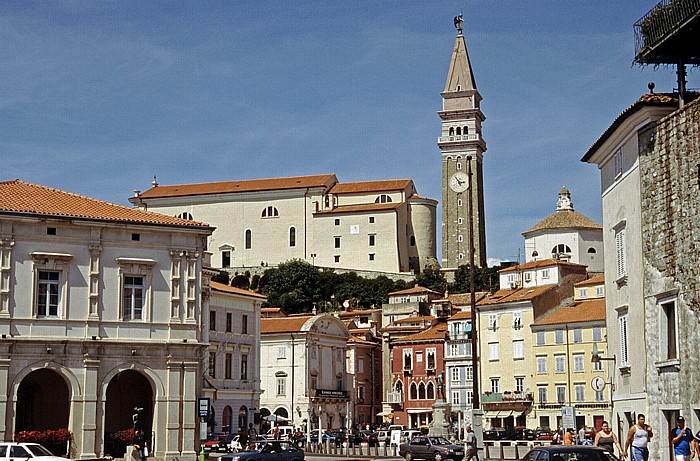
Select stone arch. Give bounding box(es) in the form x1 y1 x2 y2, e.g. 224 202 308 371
15 368 71 433
222 406 233 433
418 382 426 399
409 382 418 400
427 382 435 400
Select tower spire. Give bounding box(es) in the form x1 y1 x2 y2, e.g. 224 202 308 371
444 16 477 93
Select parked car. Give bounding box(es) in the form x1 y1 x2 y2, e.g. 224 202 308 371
513 427 536 441
536 427 554 441
483 428 507 440
202 433 229 452
521 445 618 461
230 435 268 452
399 435 465 461
309 431 335 443
265 426 296 440
402 430 422 443
377 430 390 444
351 431 379 447
219 441 304 461
0 443 72 461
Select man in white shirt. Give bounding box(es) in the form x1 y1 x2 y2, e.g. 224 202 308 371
465 425 477 461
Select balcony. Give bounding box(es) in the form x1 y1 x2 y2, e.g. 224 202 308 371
447 332 471 341
634 0 700 65
385 391 403 405
438 134 480 144
481 391 534 412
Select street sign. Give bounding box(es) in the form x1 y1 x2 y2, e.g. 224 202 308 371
561 405 575 430
591 376 606 392
198 397 210 418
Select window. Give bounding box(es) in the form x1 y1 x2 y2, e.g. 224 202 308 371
536 331 545 346
375 194 392 203
490 378 500 393
369 234 376 246
410 383 418 399
555 355 566 373
225 353 232 379
122 276 144 320
466 390 473 404
551 244 572 255
403 349 413 370
226 313 232 332
489 342 499 361
209 352 216 378
47 227 57 235
334 236 341 248
241 354 248 380
592 327 602 342
457 199 462 207
489 314 498 331
358 358 364 373
595 389 605 402
538 386 548 403
426 348 436 369
418 382 426 399
619 314 629 366
451 368 460 382
245 229 252 249
209 310 216 330
593 359 603 372
579 288 587 298
368 253 375 261
368 216 375 223
416 351 423 363
452 391 460 405
177 212 193 220
37 271 60 317
222 251 231 268
513 311 522 329
261 206 279 218
277 346 287 359
515 377 525 393
575 384 585 402
450 343 459 357
513 340 524 359
458 217 463 224
573 354 585 372
588 247 597 254
242 314 248 334
613 149 623 178
277 377 286 395
289 227 296 247
537 357 547 374
336 378 343 391
334 255 340 263
556 386 566 403
542 269 550 280
334 218 340 226
660 298 678 360
131 233 140 241
458 235 463 242
615 227 627 279
555 329 564 344
410 236 416 246
596 286 605 297
524 272 532 283
465 365 473 381
358 386 365 401
573 328 583 343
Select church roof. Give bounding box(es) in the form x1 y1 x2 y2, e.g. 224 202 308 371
329 179 413 194
314 202 401 215
260 316 314 334
531 298 606 326
443 32 477 93
523 210 602 235
136 174 338 199
394 321 448 343
499 259 587 273
0 180 211 229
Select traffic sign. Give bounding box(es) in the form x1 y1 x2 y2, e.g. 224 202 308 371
591 376 606 392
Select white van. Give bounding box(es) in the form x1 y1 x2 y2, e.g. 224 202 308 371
265 426 295 440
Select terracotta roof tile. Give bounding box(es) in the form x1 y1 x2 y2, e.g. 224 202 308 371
210 281 267 299
337 309 381 318
0 180 211 229
329 179 413 194
446 292 489 305
348 336 380 346
137 174 338 199
314 202 401 215
478 284 558 306
499 259 587 273
389 286 442 296
532 298 606 326
261 316 313 334
523 210 602 235
574 275 605 287
448 310 473 320
393 315 436 324
394 322 448 343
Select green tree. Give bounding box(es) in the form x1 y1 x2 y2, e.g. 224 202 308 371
250 274 260 291
415 265 448 294
262 259 320 314
231 273 250 290
211 270 229 285
449 264 500 293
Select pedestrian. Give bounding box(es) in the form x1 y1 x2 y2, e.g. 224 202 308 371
238 425 248 452
671 416 694 461
624 414 653 461
464 425 478 461
595 421 623 456
247 423 258 450
273 423 279 440
133 429 148 461
564 429 574 446
578 425 587 445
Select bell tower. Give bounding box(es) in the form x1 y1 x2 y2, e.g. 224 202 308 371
440 15 487 272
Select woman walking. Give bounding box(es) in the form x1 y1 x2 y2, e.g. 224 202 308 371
595 421 623 456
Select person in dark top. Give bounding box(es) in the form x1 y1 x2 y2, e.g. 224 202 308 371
133 429 148 461
594 421 623 456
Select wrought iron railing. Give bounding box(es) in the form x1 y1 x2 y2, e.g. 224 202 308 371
634 0 700 62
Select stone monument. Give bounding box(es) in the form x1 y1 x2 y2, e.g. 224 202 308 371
429 372 451 437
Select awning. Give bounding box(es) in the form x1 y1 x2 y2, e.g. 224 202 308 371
407 409 433 414
376 411 393 417
483 410 513 419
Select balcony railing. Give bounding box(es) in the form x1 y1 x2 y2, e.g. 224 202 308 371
481 391 534 403
634 0 700 64
438 134 480 143
385 391 403 405
447 332 472 341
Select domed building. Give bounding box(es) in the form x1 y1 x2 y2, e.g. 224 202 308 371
522 188 604 273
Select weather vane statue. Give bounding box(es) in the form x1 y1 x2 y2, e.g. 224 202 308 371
453 13 463 34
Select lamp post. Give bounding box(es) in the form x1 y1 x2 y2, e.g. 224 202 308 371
591 343 616 424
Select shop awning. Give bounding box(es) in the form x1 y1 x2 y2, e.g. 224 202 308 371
483 410 514 419
407 409 433 414
376 410 393 417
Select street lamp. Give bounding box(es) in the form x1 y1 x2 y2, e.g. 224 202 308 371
591 343 616 423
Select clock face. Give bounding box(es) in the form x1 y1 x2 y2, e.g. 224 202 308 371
450 172 469 192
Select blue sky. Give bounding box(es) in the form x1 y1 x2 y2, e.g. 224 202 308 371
2 1 694 264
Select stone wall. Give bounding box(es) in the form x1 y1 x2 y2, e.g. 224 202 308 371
639 97 700 458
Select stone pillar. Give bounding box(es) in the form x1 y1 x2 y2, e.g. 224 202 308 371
163 358 183 459
0 357 10 437
428 399 451 438
181 360 199 457
0 237 14 324
80 356 101 458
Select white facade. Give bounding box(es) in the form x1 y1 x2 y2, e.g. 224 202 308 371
0 180 214 460
259 315 351 433
130 175 437 275
203 283 264 434
445 313 474 415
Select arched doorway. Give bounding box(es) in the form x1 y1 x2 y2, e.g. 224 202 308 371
222 406 232 434
16 368 70 433
104 370 153 457
238 406 248 432
260 408 271 433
